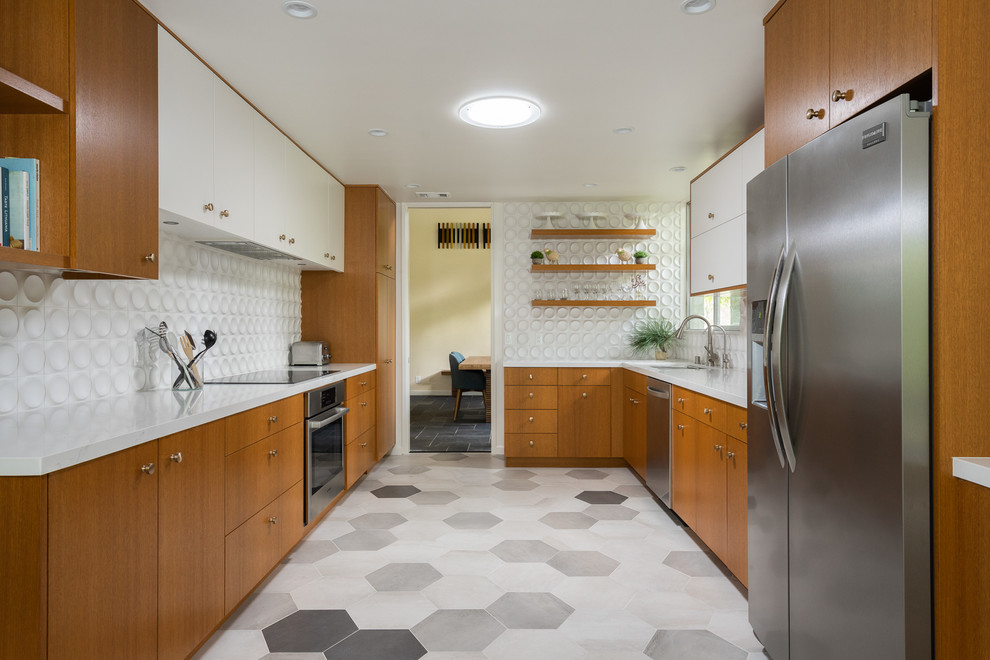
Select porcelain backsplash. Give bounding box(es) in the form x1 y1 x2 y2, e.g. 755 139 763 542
0 233 302 416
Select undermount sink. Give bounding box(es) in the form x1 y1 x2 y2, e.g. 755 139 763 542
646 363 707 370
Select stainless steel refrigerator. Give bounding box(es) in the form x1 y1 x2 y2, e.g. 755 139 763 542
746 94 931 660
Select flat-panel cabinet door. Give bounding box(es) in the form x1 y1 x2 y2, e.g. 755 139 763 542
694 424 728 560
623 386 647 479
690 151 742 237
690 215 746 294
377 273 396 459
213 80 255 239
671 411 697 528
376 188 396 276
158 26 215 226
253 116 287 251
557 386 611 457
726 436 748 587
326 177 345 271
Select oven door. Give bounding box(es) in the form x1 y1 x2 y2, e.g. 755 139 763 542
305 405 349 524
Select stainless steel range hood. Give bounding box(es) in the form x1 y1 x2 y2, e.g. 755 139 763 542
196 240 300 262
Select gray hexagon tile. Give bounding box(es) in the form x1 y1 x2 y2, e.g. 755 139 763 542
576 490 629 505
644 629 748 660
547 551 620 577
372 485 422 498
663 550 727 577
490 539 558 563
261 609 357 653
493 479 540 491
566 469 610 480
444 511 503 529
495 468 537 480
349 512 408 530
539 512 597 529
409 490 460 505
487 592 574 629
333 530 398 551
324 629 426 660
411 609 506 652
366 563 443 591
582 504 639 521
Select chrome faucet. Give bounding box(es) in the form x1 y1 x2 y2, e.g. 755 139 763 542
711 324 730 369
674 314 716 367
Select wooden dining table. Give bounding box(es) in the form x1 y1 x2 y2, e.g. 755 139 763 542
458 355 492 423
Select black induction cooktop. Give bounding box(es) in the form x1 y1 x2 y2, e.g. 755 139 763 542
205 368 338 385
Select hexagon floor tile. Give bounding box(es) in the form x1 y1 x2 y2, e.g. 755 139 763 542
365 562 443 591
575 490 629 505
372 485 422 498
547 550 620 577
411 609 506 652
409 490 460 505
324 629 426 660
349 512 408 530
489 539 558 563
487 592 574 629
443 511 503 529
261 610 357 653
539 511 597 529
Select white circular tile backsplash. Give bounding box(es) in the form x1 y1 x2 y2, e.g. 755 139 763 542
500 201 687 362
0 233 302 416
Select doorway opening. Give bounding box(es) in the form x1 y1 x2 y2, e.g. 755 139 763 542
407 207 492 452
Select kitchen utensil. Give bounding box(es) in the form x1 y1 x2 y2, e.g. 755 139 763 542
180 332 202 384
172 329 217 388
150 322 195 388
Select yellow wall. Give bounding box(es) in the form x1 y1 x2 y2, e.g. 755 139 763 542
409 208 492 394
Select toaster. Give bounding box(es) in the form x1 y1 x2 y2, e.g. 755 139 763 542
290 341 330 366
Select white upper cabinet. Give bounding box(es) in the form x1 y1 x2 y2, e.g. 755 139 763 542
213 81 255 238
253 116 288 253
740 129 766 191
283 144 329 264
691 215 746 295
690 150 742 238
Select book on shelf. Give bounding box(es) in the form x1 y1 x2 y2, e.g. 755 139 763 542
0 157 39 251
1 166 8 247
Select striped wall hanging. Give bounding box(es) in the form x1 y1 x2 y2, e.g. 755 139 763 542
437 222 491 249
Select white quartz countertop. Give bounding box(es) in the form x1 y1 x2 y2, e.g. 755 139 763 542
0 363 375 476
504 360 747 408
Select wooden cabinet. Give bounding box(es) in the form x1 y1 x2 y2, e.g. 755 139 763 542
225 394 303 455
48 441 159 659
763 0 932 165
225 424 304 533
0 0 158 277
345 374 377 487
671 410 698 528
623 385 647 480
224 499 282 613
376 184 396 276
695 423 728 558
157 421 225 660
504 367 559 459
558 385 611 457
0 476 47 660
302 185 396 459
725 435 748 585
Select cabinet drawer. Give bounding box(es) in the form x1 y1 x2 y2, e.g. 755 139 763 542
672 386 726 429
346 427 376 489
225 424 303 533
725 404 747 442
505 367 557 386
346 390 376 442
558 367 610 386
505 410 557 434
225 395 303 455
224 500 281 614
278 480 306 556
504 385 557 410
623 369 648 395
505 434 557 458
347 372 376 397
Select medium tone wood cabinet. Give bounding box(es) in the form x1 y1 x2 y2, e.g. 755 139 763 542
623 384 647 481
763 0 932 165
725 435 748 585
671 409 698 529
0 476 47 660
345 374 377 487
377 272 396 459
558 384 611 457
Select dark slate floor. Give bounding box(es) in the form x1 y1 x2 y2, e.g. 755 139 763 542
410 395 491 453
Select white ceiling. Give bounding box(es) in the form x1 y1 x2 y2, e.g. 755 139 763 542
140 0 774 204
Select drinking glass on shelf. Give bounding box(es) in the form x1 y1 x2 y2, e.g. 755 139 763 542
534 288 544 301
574 286 583 301
547 287 557 301
560 287 568 300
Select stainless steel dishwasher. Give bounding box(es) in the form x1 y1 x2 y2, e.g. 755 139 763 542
645 378 672 507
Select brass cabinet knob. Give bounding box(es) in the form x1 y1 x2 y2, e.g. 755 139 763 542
739 422 747 430
529 440 535 447
831 89 851 102
529 392 534 398
330 255 336 261
269 449 279 457
631 399 639 405
289 237 295 245
528 373 534 380
170 452 182 463
269 516 278 525
727 451 735 459
220 209 230 218
708 274 714 281
582 392 588 398
269 415 278 423
707 212 715 219
279 234 286 241
140 462 155 475
325 253 330 258
806 108 825 120
582 374 587 379
203 203 214 212
144 253 156 262
677 424 685 430
529 416 535 422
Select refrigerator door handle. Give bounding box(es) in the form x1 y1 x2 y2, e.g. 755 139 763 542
763 244 789 469
770 243 798 472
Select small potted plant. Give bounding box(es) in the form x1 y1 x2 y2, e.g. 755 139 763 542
628 318 677 360
633 250 648 264
531 250 545 265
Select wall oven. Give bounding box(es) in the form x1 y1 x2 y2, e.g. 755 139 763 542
305 382 348 524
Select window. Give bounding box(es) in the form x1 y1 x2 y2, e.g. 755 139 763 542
687 289 744 330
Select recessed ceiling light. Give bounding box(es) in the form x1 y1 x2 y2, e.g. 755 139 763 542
368 128 388 137
458 96 542 129
669 166 687 172
583 183 598 188
405 184 421 189
680 0 715 15
613 127 634 135
282 1 317 19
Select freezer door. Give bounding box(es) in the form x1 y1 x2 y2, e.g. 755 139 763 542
783 95 931 660
746 158 790 660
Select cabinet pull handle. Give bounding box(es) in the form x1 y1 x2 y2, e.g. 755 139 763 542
631 399 639 405
708 274 714 281
269 449 279 457
529 440 535 447
279 234 286 241
289 237 296 245
528 416 534 422
325 252 330 258
360 381 367 386
714 444 722 452
220 209 230 218
677 398 685 404
727 451 735 459
806 108 825 120
140 462 155 475
529 392 534 398
203 203 214 212
360 442 367 447
739 422 747 430
269 415 278 423
707 212 715 219
170 452 182 463
269 516 278 525
831 89 851 102
529 373 534 380
677 424 684 430
144 253 156 262
582 392 587 399
361 401 368 407
330 255 336 261
582 374 587 379
704 408 712 415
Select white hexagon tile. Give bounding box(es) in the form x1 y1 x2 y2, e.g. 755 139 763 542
501 201 688 362
0 234 302 416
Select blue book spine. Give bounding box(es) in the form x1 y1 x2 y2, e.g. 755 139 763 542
0 158 39 251
1 167 9 247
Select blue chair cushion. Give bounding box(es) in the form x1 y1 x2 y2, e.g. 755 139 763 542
449 352 485 390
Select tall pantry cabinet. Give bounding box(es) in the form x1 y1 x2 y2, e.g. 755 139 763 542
302 185 397 460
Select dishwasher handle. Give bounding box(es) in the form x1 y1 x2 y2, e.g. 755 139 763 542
646 385 670 399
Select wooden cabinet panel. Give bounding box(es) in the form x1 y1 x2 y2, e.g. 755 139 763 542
623 369 648 394
504 385 557 410
557 386 611 457
0 476 47 660
224 500 280 614
671 410 697 528
672 386 725 429
346 426 376 489
377 272 396 459
505 409 558 434
376 185 396 276
48 441 159 659
226 395 303 455
347 372 376 397
278 479 306 556
828 0 932 127
623 386 647 480
327 177 345 270
346 389 376 442
558 367 610 386
158 421 225 660
225 423 304 533
725 404 748 441
764 0 830 165
695 424 728 559
690 215 746 294
726 436 748 587
505 433 558 458
505 367 557 386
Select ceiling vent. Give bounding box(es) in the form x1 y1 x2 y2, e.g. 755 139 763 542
416 192 451 199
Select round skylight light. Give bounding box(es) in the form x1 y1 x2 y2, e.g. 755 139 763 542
458 97 542 129
282 1 317 19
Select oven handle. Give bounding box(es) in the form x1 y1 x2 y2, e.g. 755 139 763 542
309 406 349 430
